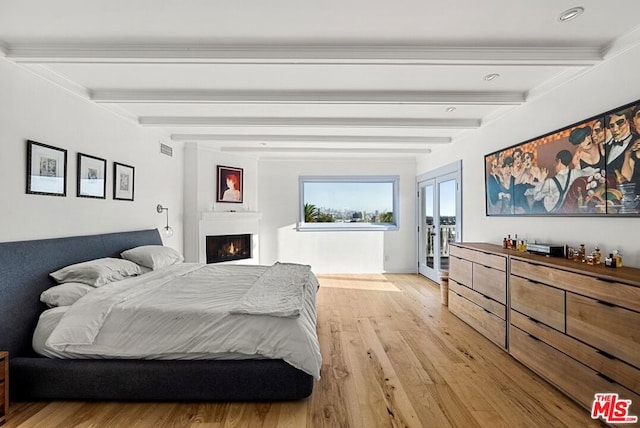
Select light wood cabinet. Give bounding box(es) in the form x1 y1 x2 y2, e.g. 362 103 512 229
472 263 506 304
510 326 640 410
508 253 640 413
510 274 565 332
448 244 507 349
450 243 640 418
566 293 640 370
448 288 506 348
449 256 472 287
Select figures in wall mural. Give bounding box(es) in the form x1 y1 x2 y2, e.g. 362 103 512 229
485 100 640 216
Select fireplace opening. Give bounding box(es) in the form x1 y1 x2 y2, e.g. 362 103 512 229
206 234 252 263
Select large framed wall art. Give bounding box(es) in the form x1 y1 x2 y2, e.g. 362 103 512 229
485 98 640 216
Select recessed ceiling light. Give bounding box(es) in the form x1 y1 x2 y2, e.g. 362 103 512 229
558 7 584 22
484 73 500 81
446 107 456 112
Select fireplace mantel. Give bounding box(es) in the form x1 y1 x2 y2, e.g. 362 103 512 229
201 211 262 221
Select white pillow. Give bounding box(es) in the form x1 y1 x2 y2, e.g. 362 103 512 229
50 257 143 287
120 245 184 270
40 282 94 307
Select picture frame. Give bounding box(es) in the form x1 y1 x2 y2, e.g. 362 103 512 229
26 140 67 197
216 165 243 203
113 162 135 201
77 153 106 199
485 98 640 217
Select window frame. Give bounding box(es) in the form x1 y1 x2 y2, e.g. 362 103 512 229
298 175 400 231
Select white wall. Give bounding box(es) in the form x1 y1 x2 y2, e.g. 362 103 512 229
417 44 640 268
0 59 184 251
258 157 416 273
182 143 258 262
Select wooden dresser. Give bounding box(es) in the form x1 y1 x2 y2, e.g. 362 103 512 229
448 243 508 349
449 242 640 415
0 351 7 426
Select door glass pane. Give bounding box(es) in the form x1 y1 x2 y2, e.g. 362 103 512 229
423 184 434 269
438 179 457 272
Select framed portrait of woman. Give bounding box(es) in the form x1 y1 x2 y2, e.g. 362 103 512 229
216 165 243 203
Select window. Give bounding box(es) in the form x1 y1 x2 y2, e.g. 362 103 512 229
299 176 399 231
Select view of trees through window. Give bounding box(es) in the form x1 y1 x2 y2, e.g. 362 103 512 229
300 178 398 228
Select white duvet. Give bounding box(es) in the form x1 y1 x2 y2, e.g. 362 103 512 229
37 263 322 379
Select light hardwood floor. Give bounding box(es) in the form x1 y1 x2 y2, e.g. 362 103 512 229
6 274 604 428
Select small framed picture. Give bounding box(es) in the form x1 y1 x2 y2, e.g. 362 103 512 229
216 165 243 203
26 140 68 196
77 153 106 199
113 162 135 201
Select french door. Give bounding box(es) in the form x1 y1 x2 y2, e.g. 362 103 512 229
417 162 462 283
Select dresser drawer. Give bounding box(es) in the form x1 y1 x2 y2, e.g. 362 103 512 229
511 310 640 395
510 325 640 412
566 293 640 369
450 279 505 320
511 259 640 312
449 288 506 349
510 274 565 332
449 256 472 286
473 264 506 304
450 246 505 271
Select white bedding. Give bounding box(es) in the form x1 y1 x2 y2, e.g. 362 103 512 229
34 263 322 379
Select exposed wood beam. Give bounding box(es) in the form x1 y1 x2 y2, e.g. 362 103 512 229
140 116 480 128
92 89 525 105
220 146 432 154
6 43 602 66
171 134 451 144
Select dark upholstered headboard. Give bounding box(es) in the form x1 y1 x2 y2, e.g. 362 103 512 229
0 229 162 359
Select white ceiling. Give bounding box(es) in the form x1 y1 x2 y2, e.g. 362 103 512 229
2 1 640 157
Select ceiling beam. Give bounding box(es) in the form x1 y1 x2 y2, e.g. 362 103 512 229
171 134 451 144
92 89 525 105
220 146 432 154
140 116 480 128
6 43 602 66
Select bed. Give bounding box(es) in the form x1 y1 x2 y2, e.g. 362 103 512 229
0 229 318 401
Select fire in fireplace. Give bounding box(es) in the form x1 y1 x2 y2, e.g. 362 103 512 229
206 234 252 263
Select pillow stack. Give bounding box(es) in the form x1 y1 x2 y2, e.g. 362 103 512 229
42 246 184 308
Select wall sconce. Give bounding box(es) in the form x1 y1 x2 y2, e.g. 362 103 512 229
157 204 174 238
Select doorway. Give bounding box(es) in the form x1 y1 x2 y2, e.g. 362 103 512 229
417 161 462 283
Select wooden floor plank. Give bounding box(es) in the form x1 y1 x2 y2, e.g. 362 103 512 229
7 274 603 427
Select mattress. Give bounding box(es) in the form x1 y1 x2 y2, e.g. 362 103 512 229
33 263 322 379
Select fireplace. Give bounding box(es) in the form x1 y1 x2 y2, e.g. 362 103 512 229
206 234 252 263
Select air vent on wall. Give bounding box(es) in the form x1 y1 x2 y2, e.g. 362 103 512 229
160 143 173 157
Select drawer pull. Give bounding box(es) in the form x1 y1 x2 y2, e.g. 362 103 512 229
528 334 540 341
596 300 615 307
597 278 616 284
597 372 615 383
597 350 616 360
483 308 491 314
528 316 540 324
